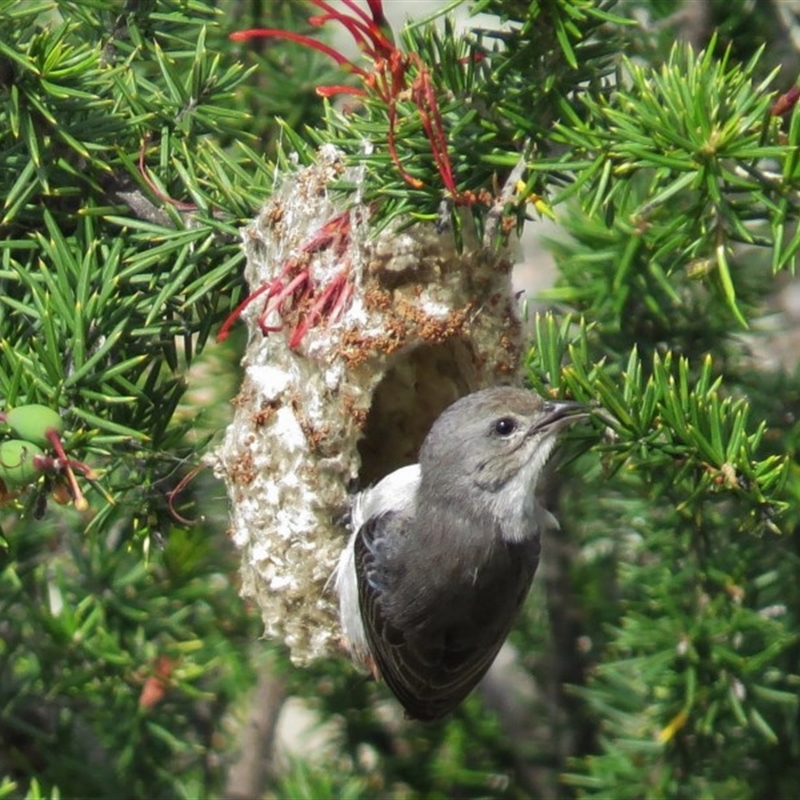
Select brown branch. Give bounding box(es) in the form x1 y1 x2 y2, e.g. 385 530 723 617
223 658 287 800
478 643 563 799
101 172 175 228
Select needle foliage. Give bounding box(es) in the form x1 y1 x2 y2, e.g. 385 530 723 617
2 0 800 797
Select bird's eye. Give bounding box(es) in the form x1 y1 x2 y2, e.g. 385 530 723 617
493 416 517 437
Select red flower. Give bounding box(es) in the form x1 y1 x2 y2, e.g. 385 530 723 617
231 0 462 198
224 2 475 347
217 212 354 347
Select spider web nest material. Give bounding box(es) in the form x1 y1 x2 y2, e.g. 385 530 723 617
214 145 525 663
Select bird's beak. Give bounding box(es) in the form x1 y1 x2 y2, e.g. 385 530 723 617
531 400 587 435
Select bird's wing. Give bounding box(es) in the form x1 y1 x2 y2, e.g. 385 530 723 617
335 465 421 669
355 513 539 722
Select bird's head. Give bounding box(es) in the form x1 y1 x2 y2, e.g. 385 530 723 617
419 387 586 497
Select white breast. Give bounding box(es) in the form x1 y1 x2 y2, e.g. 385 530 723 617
488 434 558 543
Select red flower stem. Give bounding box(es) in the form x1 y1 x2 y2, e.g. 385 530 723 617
310 12 375 53
328 274 354 322
276 269 311 301
310 0 394 56
366 0 386 22
304 211 352 253
772 85 800 116
44 429 87 511
217 280 275 342
257 269 311 334
230 28 367 78
386 98 424 189
167 466 203 525
138 137 197 212
328 0 373 26
414 67 458 196
317 85 368 98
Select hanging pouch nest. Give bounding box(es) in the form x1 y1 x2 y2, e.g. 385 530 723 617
215 146 523 663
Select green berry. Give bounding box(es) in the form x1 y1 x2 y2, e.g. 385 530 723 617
0 439 44 488
6 404 64 447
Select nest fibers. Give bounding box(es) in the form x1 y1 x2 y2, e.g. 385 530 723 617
214 146 524 664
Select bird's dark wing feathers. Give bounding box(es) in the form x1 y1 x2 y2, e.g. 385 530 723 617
354 511 539 722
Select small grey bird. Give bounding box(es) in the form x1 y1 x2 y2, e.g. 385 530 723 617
335 386 587 721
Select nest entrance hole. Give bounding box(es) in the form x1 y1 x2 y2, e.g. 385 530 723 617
357 340 479 488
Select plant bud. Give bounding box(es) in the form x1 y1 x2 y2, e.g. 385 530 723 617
6 404 64 447
0 439 44 489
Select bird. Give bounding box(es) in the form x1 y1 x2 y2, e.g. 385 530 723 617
334 386 587 721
